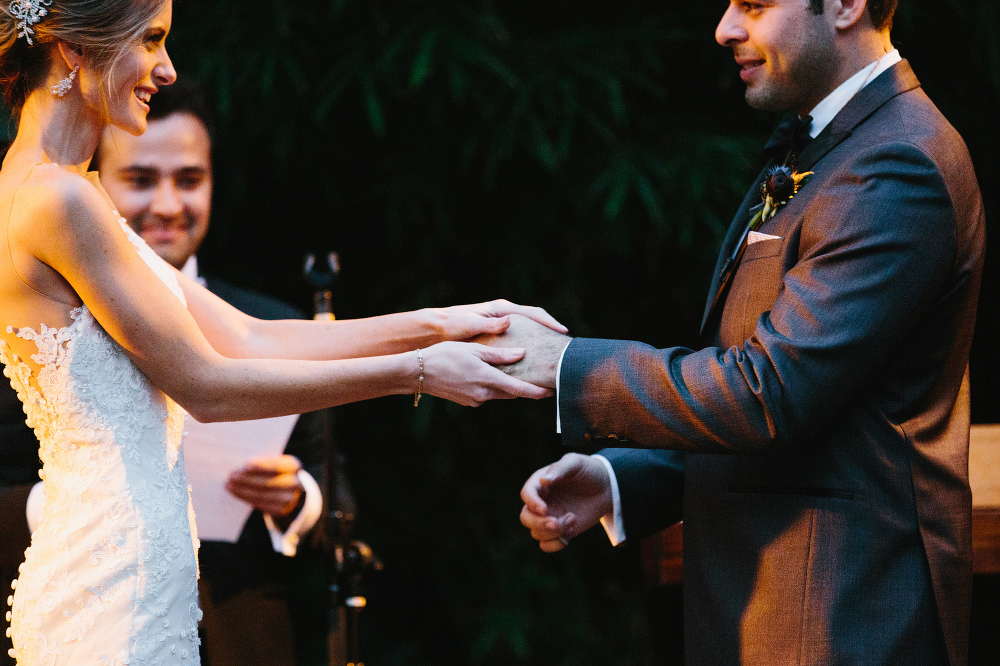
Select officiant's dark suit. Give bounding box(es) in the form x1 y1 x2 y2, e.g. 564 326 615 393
559 52 984 666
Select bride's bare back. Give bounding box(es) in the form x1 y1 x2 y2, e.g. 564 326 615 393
0 165 114 374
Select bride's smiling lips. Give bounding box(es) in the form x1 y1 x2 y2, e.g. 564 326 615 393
134 86 156 110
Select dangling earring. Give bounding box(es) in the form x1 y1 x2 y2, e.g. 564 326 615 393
50 65 80 98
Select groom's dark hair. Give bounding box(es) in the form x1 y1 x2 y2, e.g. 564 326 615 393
808 0 898 31
145 76 216 148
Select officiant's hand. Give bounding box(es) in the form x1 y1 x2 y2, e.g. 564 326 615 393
432 299 568 342
520 453 612 552
226 454 304 518
473 314 571 389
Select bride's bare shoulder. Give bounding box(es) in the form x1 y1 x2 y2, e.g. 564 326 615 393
8 165 112 235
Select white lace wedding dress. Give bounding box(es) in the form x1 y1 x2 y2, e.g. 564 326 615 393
1 218 202 665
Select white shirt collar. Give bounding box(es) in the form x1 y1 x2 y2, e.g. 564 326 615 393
180 255 206 287
807 49 902 138
180 255 200 281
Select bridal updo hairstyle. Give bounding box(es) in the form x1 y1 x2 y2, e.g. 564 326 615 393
0 0 166 112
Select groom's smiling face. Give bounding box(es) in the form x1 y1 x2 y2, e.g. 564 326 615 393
716 0 841 116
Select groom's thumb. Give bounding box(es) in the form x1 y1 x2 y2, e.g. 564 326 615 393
477 345 525 365
486 315 511 334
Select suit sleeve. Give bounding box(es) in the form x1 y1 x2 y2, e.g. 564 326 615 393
560 140 972 455
599 448 685 540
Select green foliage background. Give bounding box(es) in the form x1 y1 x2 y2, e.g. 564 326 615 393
21 1 1000 664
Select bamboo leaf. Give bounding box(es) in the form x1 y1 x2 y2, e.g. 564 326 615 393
409 30 438 89
362 79 386 137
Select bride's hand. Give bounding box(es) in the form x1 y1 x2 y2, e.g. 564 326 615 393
431 299 568 342
421 341 554 406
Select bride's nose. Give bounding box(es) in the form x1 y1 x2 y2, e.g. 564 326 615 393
153 53 176 88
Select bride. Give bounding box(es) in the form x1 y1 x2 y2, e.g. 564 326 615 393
0 0 561 663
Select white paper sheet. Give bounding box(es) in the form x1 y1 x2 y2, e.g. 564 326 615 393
182 414 300 542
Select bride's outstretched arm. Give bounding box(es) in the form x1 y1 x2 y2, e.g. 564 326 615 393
19 173 550 422
178 273 566 361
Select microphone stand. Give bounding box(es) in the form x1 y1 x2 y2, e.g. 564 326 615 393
304 253 378 666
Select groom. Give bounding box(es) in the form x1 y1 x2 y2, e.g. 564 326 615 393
498 1 985 664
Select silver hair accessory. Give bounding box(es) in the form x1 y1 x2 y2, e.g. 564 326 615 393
10 0 53 45
50 64 78 97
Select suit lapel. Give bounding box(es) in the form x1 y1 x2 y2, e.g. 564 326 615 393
699 60 922 337
700 165 771 334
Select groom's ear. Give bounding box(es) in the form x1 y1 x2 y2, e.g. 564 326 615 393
829 0 872 30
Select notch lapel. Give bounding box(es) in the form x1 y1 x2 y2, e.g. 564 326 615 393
699 166 770 335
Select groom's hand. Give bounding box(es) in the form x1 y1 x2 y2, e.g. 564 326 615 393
473 314 571 389
520 453 612 552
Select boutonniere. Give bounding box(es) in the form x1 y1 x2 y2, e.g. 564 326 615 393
747 165 813 232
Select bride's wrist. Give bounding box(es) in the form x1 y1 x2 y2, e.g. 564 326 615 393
417 308 448 344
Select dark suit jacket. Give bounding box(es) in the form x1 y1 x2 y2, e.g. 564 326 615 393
0 381 37 666
560 61 984 666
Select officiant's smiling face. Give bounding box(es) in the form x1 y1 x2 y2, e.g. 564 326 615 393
716 0 840 116
98 111 213 269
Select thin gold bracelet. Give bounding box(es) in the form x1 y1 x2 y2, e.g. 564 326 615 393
413 349 424 407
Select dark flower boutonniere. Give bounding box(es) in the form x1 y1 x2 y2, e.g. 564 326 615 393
747 165 813 232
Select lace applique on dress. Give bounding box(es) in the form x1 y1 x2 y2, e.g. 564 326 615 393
1 217 201 665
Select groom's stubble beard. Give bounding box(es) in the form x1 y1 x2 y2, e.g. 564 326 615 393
743 18 840 115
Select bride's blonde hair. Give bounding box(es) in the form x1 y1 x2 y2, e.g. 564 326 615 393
0 0 166 112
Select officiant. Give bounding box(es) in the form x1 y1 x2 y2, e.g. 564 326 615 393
92 75 327 666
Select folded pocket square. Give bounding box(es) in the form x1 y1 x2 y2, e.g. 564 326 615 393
747 231 782 245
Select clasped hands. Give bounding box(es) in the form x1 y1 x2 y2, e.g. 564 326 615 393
424 301 605 553
419 300 572 405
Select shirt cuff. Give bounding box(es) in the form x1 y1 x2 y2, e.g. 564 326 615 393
593 454 626 546
263 468 323 557
555 341 571 434
26 481 45 534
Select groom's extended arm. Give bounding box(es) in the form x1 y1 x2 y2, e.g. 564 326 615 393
483 318 688 543
558 139 980 455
